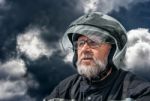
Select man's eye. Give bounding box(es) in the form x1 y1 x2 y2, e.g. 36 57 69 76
89 40 97 45
78 41 85 46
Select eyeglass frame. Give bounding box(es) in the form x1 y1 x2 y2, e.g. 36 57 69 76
73 39 113 50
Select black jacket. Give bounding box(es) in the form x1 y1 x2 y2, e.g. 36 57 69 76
44 69 150 101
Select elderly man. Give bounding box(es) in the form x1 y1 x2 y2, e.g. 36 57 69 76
44 12 150 101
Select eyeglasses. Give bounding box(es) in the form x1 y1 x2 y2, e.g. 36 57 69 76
73 39 108 50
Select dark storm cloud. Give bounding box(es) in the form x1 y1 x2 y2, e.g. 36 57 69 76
26 50 76 100
0 0 82 60
0 0 79 101
110 1 150 30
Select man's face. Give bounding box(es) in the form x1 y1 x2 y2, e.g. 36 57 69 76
76 35 112 78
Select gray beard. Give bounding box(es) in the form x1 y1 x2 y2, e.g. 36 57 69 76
76 58 108 79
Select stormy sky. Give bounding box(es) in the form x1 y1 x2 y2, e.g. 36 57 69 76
0 0 150 101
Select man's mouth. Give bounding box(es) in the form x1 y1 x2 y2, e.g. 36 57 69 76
81 57 94 63
82 58 93 60
80 54 94 63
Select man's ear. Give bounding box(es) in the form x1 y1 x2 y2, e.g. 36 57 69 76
73 50 78 68
108 44 116 66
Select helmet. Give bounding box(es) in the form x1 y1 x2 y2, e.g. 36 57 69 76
61 12 127 69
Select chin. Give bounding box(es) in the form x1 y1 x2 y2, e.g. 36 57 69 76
77 64 102 78
76 59 107 78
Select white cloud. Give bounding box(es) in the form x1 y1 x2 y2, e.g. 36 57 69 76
125 28 150 80
0 58 36 101
0 80 26 99
78 0 149 14
0 58 26 78
0 0 5 5
63 50 74 63
0 0 11 10
79 0 99 13
17 28 54 60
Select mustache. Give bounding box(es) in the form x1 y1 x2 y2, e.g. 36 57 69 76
79 52 94 61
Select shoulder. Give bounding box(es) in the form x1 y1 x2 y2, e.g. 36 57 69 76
123 70 150 98
118 69 149 83
124 71 150 86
